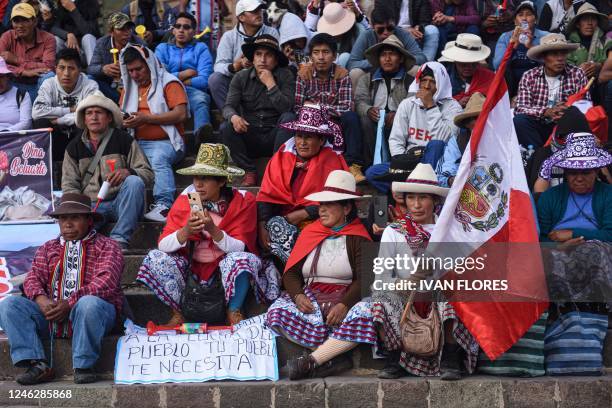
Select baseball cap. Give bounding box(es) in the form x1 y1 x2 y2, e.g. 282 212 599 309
108 12 135 30
11 3 36 20
514 1 537 17
235 0 264 16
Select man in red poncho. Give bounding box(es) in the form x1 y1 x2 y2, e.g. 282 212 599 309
137 143 281 326
256 104 349 265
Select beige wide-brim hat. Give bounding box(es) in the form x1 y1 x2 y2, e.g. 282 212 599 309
441 33 491 63
75 91 124 129
365 34 417 71
527 33 579 61
567 3 608 33
305 170 370 202
317 2 355 37
454 92 486 127
437 41 455 63
176 143 245 178
392 163 449 197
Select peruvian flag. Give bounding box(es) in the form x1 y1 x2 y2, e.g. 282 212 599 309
428 43 549 360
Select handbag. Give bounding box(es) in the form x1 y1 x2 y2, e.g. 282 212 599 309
544 304 607 376
399 292 442 357
179 242 226 324
306 243 348 319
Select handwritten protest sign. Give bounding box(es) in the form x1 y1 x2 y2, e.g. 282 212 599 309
114 315 279 384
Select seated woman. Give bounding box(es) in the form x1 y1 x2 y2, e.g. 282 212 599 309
371 163 479 381
137 144 280 326
0 57 31 132
537 132 612 302
265 170 374 380
257 105 349 264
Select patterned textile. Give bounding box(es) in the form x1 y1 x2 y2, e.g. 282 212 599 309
399 302 480 377
389 213 431 251
295 64 353 119
546 241 612 304
137 250 280 311
265 287 377 348
371 291 408 351
514 65 589 119
266 216 299 264
23 232 124 314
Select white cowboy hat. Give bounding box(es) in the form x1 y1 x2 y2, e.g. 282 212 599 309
392 163 449 197
437 41 455 62
75 90 123 129
441 33 491 63
527 33 579 61
317 2 355 37
305 170 370 202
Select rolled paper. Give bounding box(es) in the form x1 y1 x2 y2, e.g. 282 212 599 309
135 25 146 39
110 48 119 64
97 180 111 200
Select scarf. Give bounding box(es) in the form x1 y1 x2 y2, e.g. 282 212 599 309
409 62 453 104
389 213 431 251
257 137 349 209
284 218 372 273
49 230 96 338
119 44 188 153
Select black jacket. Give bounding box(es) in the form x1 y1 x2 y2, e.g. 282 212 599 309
45 0 100 40
378 0 432 30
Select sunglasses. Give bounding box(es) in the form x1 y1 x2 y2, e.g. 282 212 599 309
173 23 193 30
375 24 395 35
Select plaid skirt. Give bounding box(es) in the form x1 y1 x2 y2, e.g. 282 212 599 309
371 291 479 377
265 287 377 348
137 250 280 311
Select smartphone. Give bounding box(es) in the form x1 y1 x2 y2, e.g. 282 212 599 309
372 195 388 228
187 192 204 217
122 111 131 119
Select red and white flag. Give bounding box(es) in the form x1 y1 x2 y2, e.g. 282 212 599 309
428 44 548 360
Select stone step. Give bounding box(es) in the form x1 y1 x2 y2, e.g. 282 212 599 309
1 375 612 408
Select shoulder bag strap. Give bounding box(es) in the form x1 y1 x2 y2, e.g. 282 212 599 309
81 132 113 193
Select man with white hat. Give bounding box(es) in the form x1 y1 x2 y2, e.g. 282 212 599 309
208 0 278 110
440 33 494 107
62 90 153 250
0 56 32 131
514 32 587 147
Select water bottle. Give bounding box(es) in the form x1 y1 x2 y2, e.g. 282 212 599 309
518 21 529 45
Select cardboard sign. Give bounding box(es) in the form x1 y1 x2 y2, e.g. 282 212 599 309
114 316 279 384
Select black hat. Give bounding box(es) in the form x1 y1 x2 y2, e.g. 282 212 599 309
49 193 103 221
242 34 288 67
515 1 537 18
373 147 426 182
554 106 591 143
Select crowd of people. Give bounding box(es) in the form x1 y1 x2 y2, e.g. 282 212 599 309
0 0 611 388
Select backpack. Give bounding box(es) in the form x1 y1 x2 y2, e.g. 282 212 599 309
15 88 26 109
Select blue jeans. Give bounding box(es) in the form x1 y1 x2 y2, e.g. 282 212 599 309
94 79 120 103
138 140 183 208
437 23 480 56
94 175 145 244
0 295 116 369
341 111 364 166
185 86 211 130
365 140 446 193
337 52 351 68
422 25 440 62
513 114 554 148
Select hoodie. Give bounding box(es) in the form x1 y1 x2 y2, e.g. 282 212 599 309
279 12 311 48
32 73 99 126
388 62 462 156
119 44 187 153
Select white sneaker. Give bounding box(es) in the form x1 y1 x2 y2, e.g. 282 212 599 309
144 204 169 222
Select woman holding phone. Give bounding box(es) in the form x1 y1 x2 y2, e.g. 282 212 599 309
137 143 281 326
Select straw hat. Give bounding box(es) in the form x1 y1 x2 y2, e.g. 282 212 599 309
567 3 608 33
305 170 370 202
316 2 355 37
440 33 491 63
75 91 123 129
49 193 103 221
454 92 486 127
392 163 449 197
176 143 245 178
527 33 579 61
364 35 417 71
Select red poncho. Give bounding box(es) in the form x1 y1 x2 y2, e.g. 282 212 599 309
257 142 348 211
159 189 258 281
284 218 372 273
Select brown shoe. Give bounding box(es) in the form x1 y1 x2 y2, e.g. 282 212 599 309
241 172 257 187
16 360 54 385
348 164 366 184
227 309 244 325
288 354 317 380
164 310 185 326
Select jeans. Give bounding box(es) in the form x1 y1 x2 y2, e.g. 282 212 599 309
340 111 364 166
358 111 391 168
437 23 480 56
422 25 440 62
94 79 120 103
513 114 555 148
55 34 97 65
94 175 145 244
0 295 116 369
138 140 183 208
208 72 231 110
336 52 351 68
185 86 211 130
365 140 447 193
